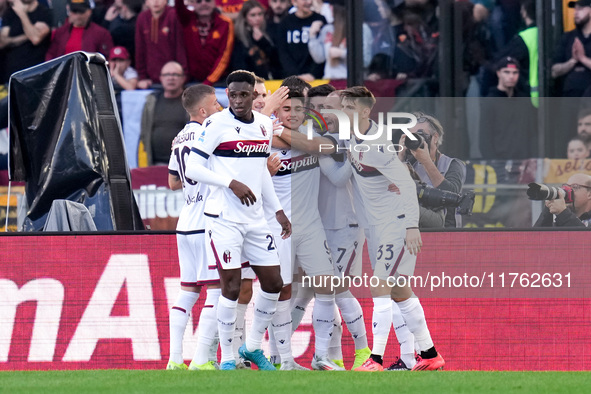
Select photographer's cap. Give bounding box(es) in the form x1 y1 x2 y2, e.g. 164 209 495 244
495 56 520 71
69 0 91 13
568 0 591 8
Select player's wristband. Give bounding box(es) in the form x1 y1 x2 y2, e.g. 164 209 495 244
274 126 284 138
406 227 419 230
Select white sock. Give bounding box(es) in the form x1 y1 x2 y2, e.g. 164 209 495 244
336 290 368 350
396 297 434 353
268 325 279 360
209 334 219 362
233 303 248 360
391 300 416 368
371 296 392 356
217 295 237 363
312 292 336 358
246 290 279 352
169 290 199 364
291 285 314 331
328 305 343 360
192 288 220 365
271 299 293 362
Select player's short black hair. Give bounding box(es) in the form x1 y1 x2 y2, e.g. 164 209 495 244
226 70 256 87
287 88 306 103
182 84 216 113
340 86 376 109
307 84 336 98
281 76 312 93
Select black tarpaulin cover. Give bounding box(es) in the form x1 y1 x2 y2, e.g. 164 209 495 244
8 52 143 231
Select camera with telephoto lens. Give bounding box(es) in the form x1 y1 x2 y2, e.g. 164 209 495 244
415 182 475 215
404 130 432 151
526 183 574 204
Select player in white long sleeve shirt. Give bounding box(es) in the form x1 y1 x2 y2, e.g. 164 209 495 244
184 71 290 371
340 87 445 372
166 85 222 371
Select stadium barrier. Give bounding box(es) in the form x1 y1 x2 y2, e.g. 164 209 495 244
1 232 589 371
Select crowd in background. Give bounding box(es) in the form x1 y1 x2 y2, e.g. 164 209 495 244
1 0 591 162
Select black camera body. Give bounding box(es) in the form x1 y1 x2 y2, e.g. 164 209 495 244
416 182 475 215
405 130 432 151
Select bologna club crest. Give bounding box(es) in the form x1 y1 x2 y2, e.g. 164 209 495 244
223 250 232 263
260 125 267 137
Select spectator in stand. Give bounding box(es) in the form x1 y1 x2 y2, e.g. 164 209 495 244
175 0 234 85
109 45 137 126
0 0 51 84
552 0 591 97
103 0 142 63
276 0 326 81
266 0 290 43
480 57 536 160
577 107 591 138
216 0 269 21
265 0 290 76
308 0 372 80
135 0 187 90
492 0 538 102
109 45 137 93
46 0 113 60
231 0 276 78
138 61 188 167
567 135 591 159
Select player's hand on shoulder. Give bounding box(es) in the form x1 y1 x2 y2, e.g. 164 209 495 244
405 228 422 255
229 180 257 206
276 210 291 239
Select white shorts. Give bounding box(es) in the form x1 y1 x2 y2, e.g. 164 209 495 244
206 216 280 270
368 220 417 281
293 223 334 278
176 231 220 287
326 226 365 277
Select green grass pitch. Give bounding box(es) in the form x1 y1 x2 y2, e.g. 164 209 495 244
1 370 589 393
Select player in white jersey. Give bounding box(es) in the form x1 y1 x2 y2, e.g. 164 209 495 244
267 90 345 371
232 76 287 368
185 71 290 371
340 86 445 372
166 85 222 371
308 87 371 369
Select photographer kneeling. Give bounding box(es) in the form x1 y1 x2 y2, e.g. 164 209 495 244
398 112 466 228
533 173 591 228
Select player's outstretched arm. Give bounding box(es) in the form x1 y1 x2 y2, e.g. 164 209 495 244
279 128 337 155
185 149 233 188
319 155 352 187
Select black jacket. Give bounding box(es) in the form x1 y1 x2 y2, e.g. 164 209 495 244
534 206 591 228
